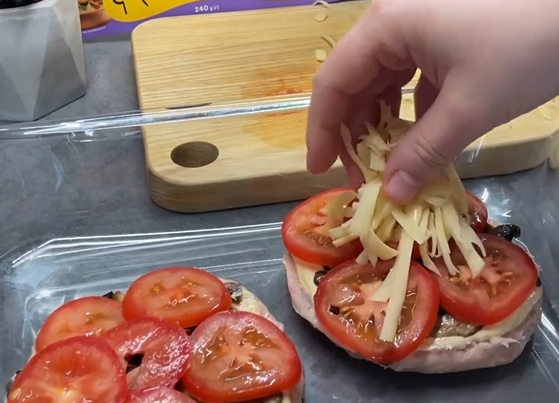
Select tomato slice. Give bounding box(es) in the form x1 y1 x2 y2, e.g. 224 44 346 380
182 311 302 403
122 267 231 328
466 191 488 233
314 259 439 364
7 336 127 403
127 387 196 403
432 233 538 325
281 188 363 267
103 318 190 390
35 296 124 352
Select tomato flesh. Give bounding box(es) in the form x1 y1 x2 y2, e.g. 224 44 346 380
122 267 231 328
432 233 538 325
8 336 127 403
281 188 363 267
182 311 302 403
35 296 124 352
103 318 190 390
314 260 439 364
127 387 196 403
466 191 488 233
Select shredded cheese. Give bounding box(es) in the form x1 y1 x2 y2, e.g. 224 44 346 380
314 11 329 22
315 49 327 62
312 0 331 8
321 34 336 48
318 102 487 344
380 232 415 342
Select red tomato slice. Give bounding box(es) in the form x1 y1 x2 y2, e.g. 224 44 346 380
35 296 124 352
432 233 538 325
182 311 302 403
281 188 363 267
122 267 231 328
314 259 439 364
127 387 196 403
466 191 488 233
103 318 190 391
8 336 127 403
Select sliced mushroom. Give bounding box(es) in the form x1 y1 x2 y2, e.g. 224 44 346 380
313 270 328 286
430 314 481 338
102 290 125 302
486 224 521 242
5 370 20 394
223 281 244 303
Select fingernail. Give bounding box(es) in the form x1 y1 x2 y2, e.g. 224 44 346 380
385 170 421 204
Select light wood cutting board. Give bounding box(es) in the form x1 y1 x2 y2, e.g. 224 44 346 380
131 1 559 213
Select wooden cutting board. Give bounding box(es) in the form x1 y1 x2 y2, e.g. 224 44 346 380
131 0 559 213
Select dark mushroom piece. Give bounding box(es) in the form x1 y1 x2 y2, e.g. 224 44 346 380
313 270 328 286
486 224 522 242
5 370 21 394
101 290 125 302
223 281 244 303
430 314 481 338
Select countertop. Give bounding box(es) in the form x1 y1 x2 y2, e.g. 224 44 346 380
0 37 300 256
1 36 559 261
3 32 559 403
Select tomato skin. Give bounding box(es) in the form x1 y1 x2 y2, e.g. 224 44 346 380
127 387 197 403
466 191 488 233
433 233 538 326
122 267 231 328
314 259 439 364
103 318 190 391
282 188 363 267
8 336 127 403
35 296 124 352
182 311 302 403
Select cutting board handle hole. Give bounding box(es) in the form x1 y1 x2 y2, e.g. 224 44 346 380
171 141 219 168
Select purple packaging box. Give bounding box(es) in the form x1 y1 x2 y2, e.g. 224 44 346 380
79 0 340 39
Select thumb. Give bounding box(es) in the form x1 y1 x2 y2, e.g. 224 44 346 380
383 82 489 204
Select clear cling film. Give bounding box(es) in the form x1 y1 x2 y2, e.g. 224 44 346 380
1 101 559 402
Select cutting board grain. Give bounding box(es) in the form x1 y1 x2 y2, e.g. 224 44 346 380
131 1 559 213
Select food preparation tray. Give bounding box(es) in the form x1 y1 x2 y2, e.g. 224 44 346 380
2 214 559 402
131 0 559 213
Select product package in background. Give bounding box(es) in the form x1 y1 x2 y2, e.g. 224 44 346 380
79 0 340 39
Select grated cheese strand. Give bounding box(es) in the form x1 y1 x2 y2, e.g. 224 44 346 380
380 232 415 342
341 125 376 183
349 181 382 238
312 0 331 8
314 101 488 345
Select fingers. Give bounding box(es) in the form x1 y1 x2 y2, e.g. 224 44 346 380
383 81 489 203
306 8 385 174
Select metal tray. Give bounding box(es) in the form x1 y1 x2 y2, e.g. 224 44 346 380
2 219 559 403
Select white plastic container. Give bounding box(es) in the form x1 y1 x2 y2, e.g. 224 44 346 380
0 0 86 122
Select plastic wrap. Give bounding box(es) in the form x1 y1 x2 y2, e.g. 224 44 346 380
1 104 559 403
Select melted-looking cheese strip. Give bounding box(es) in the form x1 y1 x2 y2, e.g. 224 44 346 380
292 259 539 346
326 102 487 342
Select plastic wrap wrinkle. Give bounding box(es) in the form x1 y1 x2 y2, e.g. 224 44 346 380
3 135 559 400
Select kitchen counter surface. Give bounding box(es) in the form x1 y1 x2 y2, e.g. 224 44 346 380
2 29 559 403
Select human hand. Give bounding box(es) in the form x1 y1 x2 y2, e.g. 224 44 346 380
306 0 559 203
